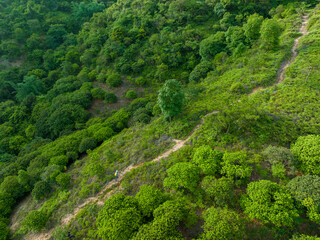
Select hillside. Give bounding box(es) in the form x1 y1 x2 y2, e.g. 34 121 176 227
1 0 320 239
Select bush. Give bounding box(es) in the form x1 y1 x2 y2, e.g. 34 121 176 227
22 210 48 231
189 61 212 82
201 176 234 206
126 90 137 99
78 137 97 153
56 173 71 187
132 108 151 124
192 145 223 175
163 162 200 193
49 155 68 167
135 77 146 86
262 145 296 172
221 151 252 185
32 181 51 200
104 92 117 103
91 88 105 100
136 185 164 218
106 74 122 87
201 207 246 240
93 127 114 142
242 180 299 227
291 135 320 175
0 221 10 240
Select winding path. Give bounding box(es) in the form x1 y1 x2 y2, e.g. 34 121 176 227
15 15 309 240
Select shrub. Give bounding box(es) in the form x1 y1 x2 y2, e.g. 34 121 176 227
104 92 117 103
242 180 299 227
291 135 320 175
201 176 234 206
32 181 51 200
78 137 97 153
262 145 296 171
22 210 48 231
0 221 10 240
93 127 114 142
192 145 223 175
49 155 68 167
163 162 200 193
126 90 137 99
91 88 105 100
201 207 246 240
189 61 212 82
132 108 151 124
135 77 146 86
56 173 71 187
221 151 252 185
106 74 122 87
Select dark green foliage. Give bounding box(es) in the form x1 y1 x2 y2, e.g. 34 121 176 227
91 88 106 100
192 145 223 175
104 92 118 103
78 137 97 153
14 75 45 101
200 207 246 240
126 90 137 99
0 193 14 217
135 185 164 218
189 61 213 82
106 74 122 87
221 151 252 185
22 210 48 231
242 180 299 227
97 194 142 240
291 135 320 175
262 145 296 172
32 181 51 200
163 162 200 192
49 155 68 167
0 176 24 200
199 32 226 60
201 176 234 206
158 79 185 119
0 221 10 240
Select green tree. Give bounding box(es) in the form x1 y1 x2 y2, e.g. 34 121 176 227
32 181 51 200
291 135 320 175
199 32 226 60
163 162 200 192
221 151 252 185
200 207 246 240
56 173 71 188
158 79 185 120
22 210 48 231
260 19 281 50
97 194 142 240
0 176 24 199
242 180 299 227
0 221 10 240
201 176 234 206
135 185 164 218
78 137 97 153
0 193 14 217
106 74 122 87
192 145 223 175
14 75 44 101
244 13 264 44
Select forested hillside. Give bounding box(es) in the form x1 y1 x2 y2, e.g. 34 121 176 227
1 0 320 239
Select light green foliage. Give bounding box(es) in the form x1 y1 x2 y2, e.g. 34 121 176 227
163 162 200 192
56 173 71 187
83 151 105 177
135 184 164 218
158 79 185 120
200 207 246 240
271 163 286 180
97 194 142 240
133 200 186 240
291 234 320 240
291 135 320 175
225 26 245 51
106 74 122 87
242 180 299 227
244 13 264 44
201 176 234 206
0 221 10 240
260 19 281 49
93 127 114 142
192 145 223 175
22 210 48 231
126 90 137 99
32 181 51 200
0 176 24 200
221 151 252 185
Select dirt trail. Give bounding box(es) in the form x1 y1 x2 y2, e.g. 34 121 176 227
15 15 309 240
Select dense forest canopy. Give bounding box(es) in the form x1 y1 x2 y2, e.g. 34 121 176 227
0 0 320 239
